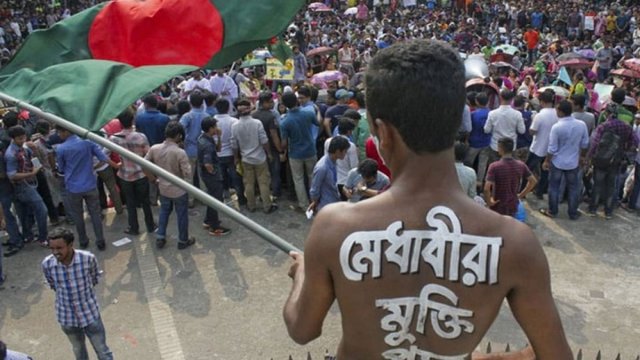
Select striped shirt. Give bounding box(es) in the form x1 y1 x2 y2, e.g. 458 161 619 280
110 129 149 182
42 250 101 327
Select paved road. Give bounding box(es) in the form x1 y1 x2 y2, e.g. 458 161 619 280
0 194 638 359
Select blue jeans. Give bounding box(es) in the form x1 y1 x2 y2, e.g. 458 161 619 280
61 317 113 360
629 163 640 209
548 165 580 218
589 166 618 216
14 183 48 243
157 193 189 244
200 173 224 228
219 156 245 203
0 184 23 248
66 189 104 247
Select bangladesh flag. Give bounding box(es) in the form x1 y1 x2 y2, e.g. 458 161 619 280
0 0 305 131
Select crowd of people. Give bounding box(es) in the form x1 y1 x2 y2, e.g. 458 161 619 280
0 0 639 358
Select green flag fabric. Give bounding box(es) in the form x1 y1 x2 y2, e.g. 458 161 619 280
0 0 305 131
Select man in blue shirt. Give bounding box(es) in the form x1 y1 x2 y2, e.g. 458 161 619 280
309 136 350 214
135 94 170 146
280 92 319 211
465 93 492 188
179 92 208 207
56 126 110 250
4 125 48 256
541 101 590 220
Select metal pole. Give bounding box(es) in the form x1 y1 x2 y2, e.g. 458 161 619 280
0 91 301 254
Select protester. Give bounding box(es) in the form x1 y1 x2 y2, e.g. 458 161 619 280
455 142 479 199
214 99 246 205
324 118 359 200
252 92 284 199
308 136 349 214
343 158 390 203
526 90 557 199
42 228 113 360
145 122 195 250
179 92 208 207
284 40 572 359
484 89 526 166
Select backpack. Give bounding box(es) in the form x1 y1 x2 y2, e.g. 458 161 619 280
592 129 623 169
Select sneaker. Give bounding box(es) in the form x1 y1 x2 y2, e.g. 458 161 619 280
209 227 231 237
156 238 166 249
147 224 158 233
604 213 613 220
124 228 140 236
97 242 106 251
264 204 278 214
38 240 49 248
3 246 21 258
202 223 212 229
177 237 196 250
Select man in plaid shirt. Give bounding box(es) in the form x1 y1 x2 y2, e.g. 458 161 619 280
110 108 157 236
42 228 112 360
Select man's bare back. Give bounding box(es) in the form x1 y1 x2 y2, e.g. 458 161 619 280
283 39 572 360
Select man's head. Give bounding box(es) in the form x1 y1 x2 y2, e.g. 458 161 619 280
357 159 379 185
215 99 230 115
327 136 350 160
201 116 218 135
204 91 218 107
365 40 465 155
259 92 274 110
48 227 75 264
342 109 361 124
475 93 489 108
117 107 135 129
539 89 555 107
297 86 312 105
499 89 515 104
189 92 204 109
497 137 514 157
143 94 159 109
7 125 27 146
335 89 354 104
337 118 356 136
556 100 573 118
236 98 252 116
454 142 468 162
1 110 18 129
513 95 527 110
282 92 299 109
192 70 202 80
35 119 51 136
570 94 586 110
611 88 626 105
165 121 185 141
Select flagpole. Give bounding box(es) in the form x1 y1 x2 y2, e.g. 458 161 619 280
0 91 302 255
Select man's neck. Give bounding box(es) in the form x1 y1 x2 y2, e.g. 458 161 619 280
60 249 75 266
387 149 461 197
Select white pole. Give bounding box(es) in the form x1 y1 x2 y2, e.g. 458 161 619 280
0 91 301 254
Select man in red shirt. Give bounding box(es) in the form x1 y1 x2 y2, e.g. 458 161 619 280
485 137 537 217
523 26 540 65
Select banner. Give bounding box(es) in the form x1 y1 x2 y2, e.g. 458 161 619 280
584 16 594 31
266 58 294 81
403 0 417 6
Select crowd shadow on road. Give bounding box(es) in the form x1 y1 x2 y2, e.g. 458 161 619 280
158 248 212 317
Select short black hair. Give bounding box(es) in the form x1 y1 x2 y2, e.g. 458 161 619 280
48 227 74 244
258 91 273 105
354 91 366 108
539 89 555 104
189 91 204 108
365 40 465 153
204 91 218 106
215 99 230 114
337 118 356 135
500 89 515 101
611 88 626 104
328 136 350 153
357 158 378 178
297 86 312 98
498 137 514 153
7 125 26 139
454 142 468 162
571 93 586 108
282 92 299 109
143 94 159 108
177 100 191 118
475 92 488 106
117 107 135 129
342 109 361 121
201 116 217 133
35 119 51 135
2 110 18 129
236 98 251 108
513 95 526 108
165 121 185 139
556 100 573 117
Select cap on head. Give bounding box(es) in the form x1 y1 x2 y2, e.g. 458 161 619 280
335 89 354 100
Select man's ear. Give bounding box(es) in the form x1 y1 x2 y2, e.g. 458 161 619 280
374 118 394 153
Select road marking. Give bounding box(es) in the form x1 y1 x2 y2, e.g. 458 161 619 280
134 235 185 360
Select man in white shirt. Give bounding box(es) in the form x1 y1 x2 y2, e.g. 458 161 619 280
209 69 239 105
214 99 246 205
484 89 525 166
527 90 557 199
181 70 209 99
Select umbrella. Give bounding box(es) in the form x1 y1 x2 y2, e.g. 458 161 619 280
344 7 357 15
490 61 518 72
577 49 596 59
623 58 640 73
492 44 519 55
538 86 570 98
306 46 335 57
308 2 327 10
556 52 584 62
611 68 640 79
252 49 272 59
313 6 333 12
311 70 345 85
557 58 593 69
240 58 266 69
465 78 500 93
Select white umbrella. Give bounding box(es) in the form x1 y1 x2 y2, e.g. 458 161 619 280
344 7 357 15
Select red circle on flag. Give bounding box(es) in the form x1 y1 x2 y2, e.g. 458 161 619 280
88 0 223 67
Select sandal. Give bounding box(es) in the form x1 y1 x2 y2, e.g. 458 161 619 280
539 208 556 218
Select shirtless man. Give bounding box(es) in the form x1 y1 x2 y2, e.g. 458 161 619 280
283 40 572 360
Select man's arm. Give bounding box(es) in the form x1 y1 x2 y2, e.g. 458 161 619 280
516 113 526 135
283 212 336 344
483 180 499 207
484 113 494 134
308 167 324 212
518 174 538 199
506 227 573 360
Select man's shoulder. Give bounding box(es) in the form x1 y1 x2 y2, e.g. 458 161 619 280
42 254 56 267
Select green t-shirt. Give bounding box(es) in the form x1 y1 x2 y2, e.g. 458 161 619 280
354 110 370 161
597 105 634 126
